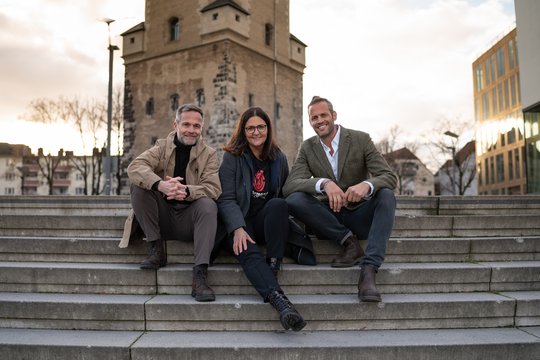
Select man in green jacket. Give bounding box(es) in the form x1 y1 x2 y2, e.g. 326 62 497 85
125 103 222 302
283 96 397 302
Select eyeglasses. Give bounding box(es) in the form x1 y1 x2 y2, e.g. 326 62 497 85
245 124 267 134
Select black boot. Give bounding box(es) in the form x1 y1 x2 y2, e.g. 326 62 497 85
331 235 364 268
140 239 166 269
267 290 306 331
192 264 216 302
266 258 282 278
358 264 381 302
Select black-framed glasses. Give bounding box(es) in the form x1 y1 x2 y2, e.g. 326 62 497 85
245 124 267 134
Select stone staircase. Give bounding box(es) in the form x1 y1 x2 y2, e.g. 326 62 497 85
0 195 539 359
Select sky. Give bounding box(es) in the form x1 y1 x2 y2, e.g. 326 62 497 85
0 0 516 167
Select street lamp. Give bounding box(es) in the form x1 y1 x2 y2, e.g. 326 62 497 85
444 130 459 195
102 18 120 195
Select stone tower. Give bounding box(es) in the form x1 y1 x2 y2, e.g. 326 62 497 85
121 0 306 165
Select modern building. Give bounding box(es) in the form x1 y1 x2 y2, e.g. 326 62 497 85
515 0 540 194
383 147 435 196
472 27 526 195
435 141 478 196
120 0 306 166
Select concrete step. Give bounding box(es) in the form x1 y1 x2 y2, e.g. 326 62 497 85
1 261 538 295
2 213 538 237
2 195 540 216
1 291 539 332
1 327 538 360
0 292 151 330
1 235 539 263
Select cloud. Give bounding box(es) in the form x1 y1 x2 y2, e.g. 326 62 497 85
291 0 515 146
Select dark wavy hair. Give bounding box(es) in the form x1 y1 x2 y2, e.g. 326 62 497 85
223 107 280 160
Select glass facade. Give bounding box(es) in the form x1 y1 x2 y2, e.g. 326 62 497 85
473 28 526 195
524 111 540 193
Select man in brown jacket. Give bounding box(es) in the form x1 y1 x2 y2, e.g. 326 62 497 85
123 103 222 302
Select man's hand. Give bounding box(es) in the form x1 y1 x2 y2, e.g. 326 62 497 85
158 176 188 201
324 180 346 212
232 227 256 255
344 182 371 203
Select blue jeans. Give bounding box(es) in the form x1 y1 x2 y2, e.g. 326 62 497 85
285 188 396 268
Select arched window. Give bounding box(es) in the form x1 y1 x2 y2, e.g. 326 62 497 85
169 17 180 41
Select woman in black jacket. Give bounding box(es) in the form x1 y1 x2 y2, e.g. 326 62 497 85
217 107 306 331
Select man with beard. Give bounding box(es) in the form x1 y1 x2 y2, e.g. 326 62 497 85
283 96 397 302
121 103 221 302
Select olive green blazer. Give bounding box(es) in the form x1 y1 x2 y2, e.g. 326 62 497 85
283 127 397 201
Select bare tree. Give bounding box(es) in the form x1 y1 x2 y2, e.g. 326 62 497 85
423 117 477 195
24 95 118 195
34 148 66 195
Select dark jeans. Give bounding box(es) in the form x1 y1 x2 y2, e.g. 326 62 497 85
285 188 396 268
130 183 217 266
226 197 288 300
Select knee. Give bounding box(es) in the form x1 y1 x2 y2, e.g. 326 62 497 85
266 198 288 213
285 192 311 209
193 197 218 216
375 188 396 207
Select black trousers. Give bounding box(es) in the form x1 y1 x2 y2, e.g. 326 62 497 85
227 198 289 300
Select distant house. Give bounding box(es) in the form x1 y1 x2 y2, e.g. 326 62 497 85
383 147 434 196
435 140 477 195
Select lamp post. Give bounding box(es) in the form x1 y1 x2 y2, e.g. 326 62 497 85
102 18 119 195
444 130 459 195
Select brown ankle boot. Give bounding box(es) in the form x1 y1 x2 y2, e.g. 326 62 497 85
192 264 215 302
267 290 306 331
140 239 166 269
331 235 364 268
358 264 381 302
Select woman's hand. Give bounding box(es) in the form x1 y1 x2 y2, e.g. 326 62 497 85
232 227 255 255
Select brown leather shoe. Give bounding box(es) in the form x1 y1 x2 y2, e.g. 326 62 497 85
192 264 216 302
358 264 381 302
331 235 364 268
140 239 167 269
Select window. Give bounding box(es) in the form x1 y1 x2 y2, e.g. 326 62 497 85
508 150 514 180
130 37 135 44
213 13 219 20
265 23 274 46
170 94 179 112
491 88 497 115
510 75 517 107
5 173 14 181
248 93 254 107
508 39 516 69
515 148 520 179
500 133 505 147
497 84 503 113
4 188 15 195
145 97 154 115
75 188 85 195
496 154 504 182
482 93 489 120
484 59 490 86
507 128 516 144
475 64 484 91
196 89 205 107
504 79 510 110
169 17 180 41
275 102 281 119
496 47 505 77
235 15 240 22
478 162 482 186
489 157 495 184
490 54 496 82
484 158 489 185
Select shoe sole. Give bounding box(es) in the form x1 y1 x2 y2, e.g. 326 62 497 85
191 292 216 302
139 263 166 270
281 311 307 332
330 260 360 268
359 294 382 302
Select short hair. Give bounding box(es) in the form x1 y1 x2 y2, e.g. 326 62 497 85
175 103 204 122
308 96 334 113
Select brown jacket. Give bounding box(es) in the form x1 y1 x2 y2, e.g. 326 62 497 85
119 131 221 248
